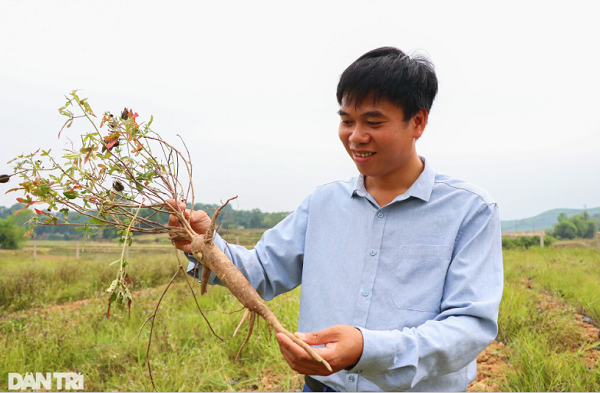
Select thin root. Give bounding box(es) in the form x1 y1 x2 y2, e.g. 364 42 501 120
205 196 238 242
200 266 212 295
233 308 251 337
235 311 256 362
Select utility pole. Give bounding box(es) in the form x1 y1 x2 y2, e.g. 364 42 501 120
540 230 544 248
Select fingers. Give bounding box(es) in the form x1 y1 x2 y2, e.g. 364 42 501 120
276 333 333 376
295 326 339 346
276 325 364 375
189 209 211 235
165 199 211 235
168 210 190 227
170 237 192 254
165 199 187 213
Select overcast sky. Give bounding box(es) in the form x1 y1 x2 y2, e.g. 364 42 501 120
1 0 599 221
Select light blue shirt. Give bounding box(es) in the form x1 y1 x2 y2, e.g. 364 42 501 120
186 157 503 392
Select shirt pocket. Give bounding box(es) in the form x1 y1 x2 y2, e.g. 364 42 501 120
391 245 453 314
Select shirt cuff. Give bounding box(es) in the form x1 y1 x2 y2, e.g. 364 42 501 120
185 252 202 280
346 326 396 375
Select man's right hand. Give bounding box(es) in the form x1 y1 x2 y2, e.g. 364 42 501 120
166 199 211 254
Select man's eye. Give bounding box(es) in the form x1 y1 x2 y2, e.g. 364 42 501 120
341 120 353 125
367 121 383 126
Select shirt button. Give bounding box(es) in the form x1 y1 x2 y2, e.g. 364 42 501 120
362 290 369 297
370 250 377 256
357 370 363 374
349 376 355 382
377 212 384 218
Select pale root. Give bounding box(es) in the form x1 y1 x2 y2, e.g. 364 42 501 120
190 235 332 372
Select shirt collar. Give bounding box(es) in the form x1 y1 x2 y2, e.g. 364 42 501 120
351 156 435 203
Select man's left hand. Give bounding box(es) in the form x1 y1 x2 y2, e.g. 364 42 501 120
276 324 364 376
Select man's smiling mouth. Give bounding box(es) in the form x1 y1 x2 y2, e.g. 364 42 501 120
355 151 375 158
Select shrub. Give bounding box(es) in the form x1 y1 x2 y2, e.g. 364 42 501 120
554 212 598 239
0 216 26 249
502 235 553 249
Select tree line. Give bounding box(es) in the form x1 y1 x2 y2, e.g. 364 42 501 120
502 211 599 249
0 203 291 248
550 212 598 240
4 202 598 249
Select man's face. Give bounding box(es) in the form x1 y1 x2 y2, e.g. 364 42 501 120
338 97 426 181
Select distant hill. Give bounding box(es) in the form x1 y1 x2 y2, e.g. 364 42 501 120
501 206 600 233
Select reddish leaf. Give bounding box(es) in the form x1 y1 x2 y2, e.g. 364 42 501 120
107 139 119 150
14 207 28 215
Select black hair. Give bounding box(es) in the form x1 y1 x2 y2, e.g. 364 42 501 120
336 47 438 121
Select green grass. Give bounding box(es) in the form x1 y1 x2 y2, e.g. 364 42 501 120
0 283 304 392
215 228 268 247
0 242 186 314
495 247 600 391
504 247 600 321
0 232 306 392
1 238 600 391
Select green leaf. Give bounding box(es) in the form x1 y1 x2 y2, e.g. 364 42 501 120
108 259 121 266
63 190 79 199
105 279 118 293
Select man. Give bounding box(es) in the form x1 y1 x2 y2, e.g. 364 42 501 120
171 47 503 392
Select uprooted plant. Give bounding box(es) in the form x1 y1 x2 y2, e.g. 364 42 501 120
2 91 331 389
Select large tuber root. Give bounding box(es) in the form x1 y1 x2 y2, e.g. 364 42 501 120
190 235 332 372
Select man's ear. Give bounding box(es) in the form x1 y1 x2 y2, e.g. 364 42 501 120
412 109 428 139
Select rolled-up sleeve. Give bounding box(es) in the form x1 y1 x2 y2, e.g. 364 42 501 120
347 203 503 391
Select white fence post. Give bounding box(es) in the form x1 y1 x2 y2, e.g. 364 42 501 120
540 230 544 248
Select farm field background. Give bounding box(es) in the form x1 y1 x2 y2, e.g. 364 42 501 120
1 232 599 391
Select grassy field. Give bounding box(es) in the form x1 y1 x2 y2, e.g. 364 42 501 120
1 235 599 391
489 247 600 391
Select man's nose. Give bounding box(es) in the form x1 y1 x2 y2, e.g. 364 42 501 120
349 124 370 145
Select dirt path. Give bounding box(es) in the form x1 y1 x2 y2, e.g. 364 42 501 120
468 278 600 392
467 340 510 392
